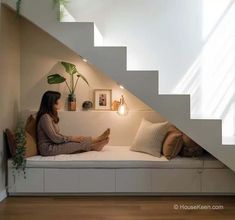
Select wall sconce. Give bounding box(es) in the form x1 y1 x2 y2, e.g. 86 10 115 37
117 95 128 116
80 55 88 63
116 83 125 90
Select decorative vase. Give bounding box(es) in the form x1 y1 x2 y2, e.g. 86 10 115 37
82 101 93 110
68 94 76 111
112 100 121 111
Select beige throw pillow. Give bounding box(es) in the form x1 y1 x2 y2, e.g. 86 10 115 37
25 132 38 158
25 115 37 142
130 119 169 157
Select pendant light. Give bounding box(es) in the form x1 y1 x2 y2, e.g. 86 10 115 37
117 95 128 116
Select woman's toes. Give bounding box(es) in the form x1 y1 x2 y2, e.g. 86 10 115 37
106 128 110 136
97 129 110 142
92 137 110 151
103 128 110 137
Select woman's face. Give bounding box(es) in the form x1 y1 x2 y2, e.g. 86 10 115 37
54 98 61 111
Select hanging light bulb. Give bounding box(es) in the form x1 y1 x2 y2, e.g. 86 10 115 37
117 95 128 116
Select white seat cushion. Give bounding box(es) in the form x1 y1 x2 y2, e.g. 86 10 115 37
25 146 205 168
202 154 225 168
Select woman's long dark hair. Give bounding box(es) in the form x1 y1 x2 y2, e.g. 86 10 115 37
36 91 61 129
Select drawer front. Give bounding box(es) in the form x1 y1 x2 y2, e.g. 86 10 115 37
151 169 201 193
45 169 79 192
202 169 235 193
12 168 44 193
116 169 151 192
78 169 115 192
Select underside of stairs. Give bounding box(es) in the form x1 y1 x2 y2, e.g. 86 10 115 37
3 0 235 171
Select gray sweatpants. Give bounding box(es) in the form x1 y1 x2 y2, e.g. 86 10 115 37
38 137 93 156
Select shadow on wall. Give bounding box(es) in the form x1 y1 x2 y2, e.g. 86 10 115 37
173 0 235 137
24 73 59 110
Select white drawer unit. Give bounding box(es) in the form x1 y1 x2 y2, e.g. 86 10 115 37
78 169 115 192
8 168 44 193
151 169 201 193
116 169 151 192
201 169 235 193
44 168 115 193
45 169 79 193
7 150 235 195
8 167 235 195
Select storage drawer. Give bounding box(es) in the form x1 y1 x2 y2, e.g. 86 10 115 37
202 169 235 193
151 169 201 193
116 169 151 192
8 168 44 193
78 169 115 192
45 169 79 192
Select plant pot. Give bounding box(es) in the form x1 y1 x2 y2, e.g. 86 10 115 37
68 94 76 111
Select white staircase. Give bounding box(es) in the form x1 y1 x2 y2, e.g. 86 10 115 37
3 0 235 171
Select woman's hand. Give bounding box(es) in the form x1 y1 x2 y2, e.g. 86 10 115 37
71 136 86 143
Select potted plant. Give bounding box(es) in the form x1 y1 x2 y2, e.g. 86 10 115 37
12 120 27 179
47 61 89 111
16 0 69 19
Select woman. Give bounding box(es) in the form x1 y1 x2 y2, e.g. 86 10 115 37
36 91 110 156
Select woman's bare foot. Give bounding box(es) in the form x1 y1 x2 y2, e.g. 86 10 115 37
91 137 109 151
93 129 110 143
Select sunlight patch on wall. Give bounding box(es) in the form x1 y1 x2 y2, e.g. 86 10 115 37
201 1 235 123
174 0 235 137
202 0 232 40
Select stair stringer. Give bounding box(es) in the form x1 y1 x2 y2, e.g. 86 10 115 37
3 0 235 171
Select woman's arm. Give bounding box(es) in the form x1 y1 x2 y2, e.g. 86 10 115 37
39 114 72 144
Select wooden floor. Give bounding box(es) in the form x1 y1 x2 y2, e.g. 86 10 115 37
1 196 235 220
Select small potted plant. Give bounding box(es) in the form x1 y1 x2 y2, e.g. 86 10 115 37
16 0 70 20
47 61 89 111
12 120 27 179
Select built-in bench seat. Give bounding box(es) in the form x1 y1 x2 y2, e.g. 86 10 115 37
7 146 235 195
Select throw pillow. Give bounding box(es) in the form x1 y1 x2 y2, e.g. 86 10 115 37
5 129 17 157
180 134 204 157
166 124 204 157
25 115 37 142
162 130 183 159
130 119 169 157
25 132 38 157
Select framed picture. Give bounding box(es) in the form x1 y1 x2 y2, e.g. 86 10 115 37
94 89 112 110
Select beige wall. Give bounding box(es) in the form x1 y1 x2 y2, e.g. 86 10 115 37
0 5 21 193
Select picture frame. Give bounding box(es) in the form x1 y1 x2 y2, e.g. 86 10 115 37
94 89 112 110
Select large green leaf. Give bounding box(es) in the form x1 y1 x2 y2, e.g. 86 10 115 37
47 74 66 84
77 74 89 86
61 61 77 75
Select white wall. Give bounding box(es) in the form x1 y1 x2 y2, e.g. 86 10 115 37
0 4 21 195
67 0 203 92
67 0 235 137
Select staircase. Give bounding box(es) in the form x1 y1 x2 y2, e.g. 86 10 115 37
3 0 235 171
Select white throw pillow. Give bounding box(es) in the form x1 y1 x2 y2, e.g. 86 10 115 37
130 119 169 157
